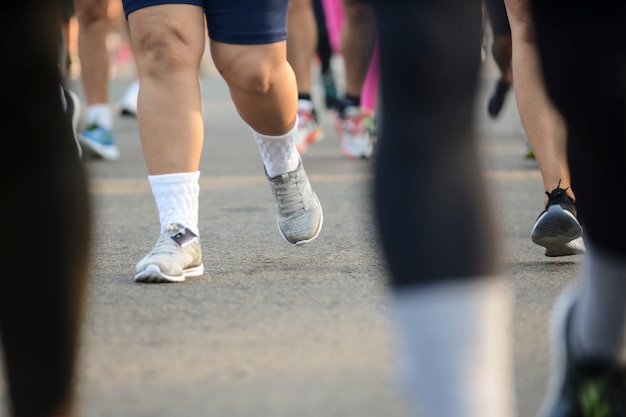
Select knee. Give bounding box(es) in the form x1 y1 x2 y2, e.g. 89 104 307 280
214 46 282 97
231 61 275 97
133 26 203 77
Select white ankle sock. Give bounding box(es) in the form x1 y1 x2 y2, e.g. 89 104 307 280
251 120 300 178
573 244 626 363
390 278 515 417
86 103 113 130
148 171 200 236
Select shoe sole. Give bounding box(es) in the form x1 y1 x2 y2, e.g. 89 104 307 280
134 263 205 283
532 205 585 257
340 141 374 160
536 285 578 417
341 148 373 160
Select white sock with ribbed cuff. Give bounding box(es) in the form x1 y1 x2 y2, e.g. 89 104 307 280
251 120 300 178
148 171 200 237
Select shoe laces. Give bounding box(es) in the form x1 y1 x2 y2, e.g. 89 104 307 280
274 174 305 216
84 122 105 131
149 225 184 255
82 123 115 143
545 180 577 216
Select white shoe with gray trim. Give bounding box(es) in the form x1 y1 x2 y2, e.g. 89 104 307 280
135 224 204 283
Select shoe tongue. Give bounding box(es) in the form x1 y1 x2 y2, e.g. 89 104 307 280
278 172 293 183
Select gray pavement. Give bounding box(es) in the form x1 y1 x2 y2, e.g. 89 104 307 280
1 56 580 417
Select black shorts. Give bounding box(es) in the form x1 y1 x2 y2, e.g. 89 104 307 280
122 0 288 44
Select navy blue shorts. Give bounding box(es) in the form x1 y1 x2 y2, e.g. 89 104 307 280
122 0 288 45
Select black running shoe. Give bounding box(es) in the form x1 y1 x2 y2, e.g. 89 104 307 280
531 184 585 257
487 78 511 118
539 287 626 417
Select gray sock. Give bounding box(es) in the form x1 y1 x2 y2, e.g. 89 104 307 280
389 278 515 417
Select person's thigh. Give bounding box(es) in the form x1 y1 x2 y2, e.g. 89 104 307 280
126 2 207 69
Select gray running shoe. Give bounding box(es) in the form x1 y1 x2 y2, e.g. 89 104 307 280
532 185 585 257
267 160 323 245
134 224 204 283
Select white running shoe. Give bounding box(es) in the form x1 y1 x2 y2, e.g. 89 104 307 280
295 108 324 154
77 123 120 161
337 106 375 159
135 224 204 283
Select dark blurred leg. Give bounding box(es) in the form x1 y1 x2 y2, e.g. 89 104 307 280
371 2 514 416
372 0 496 288
0 1 91 416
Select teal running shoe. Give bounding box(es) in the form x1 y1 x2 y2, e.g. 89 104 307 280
77 123 120 161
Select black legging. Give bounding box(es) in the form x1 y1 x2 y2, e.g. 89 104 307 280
371 0 495 289
0 1 91 416
484 0 510 38
313 0 333 75
531 2 626 258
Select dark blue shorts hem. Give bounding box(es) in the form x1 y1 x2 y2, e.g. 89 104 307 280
122 0 288 45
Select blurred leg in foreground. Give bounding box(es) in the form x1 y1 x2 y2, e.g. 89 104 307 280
0 1 91 416
371 1 515 417
532 3 626 417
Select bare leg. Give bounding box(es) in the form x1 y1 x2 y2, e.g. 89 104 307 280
504 0 571 201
